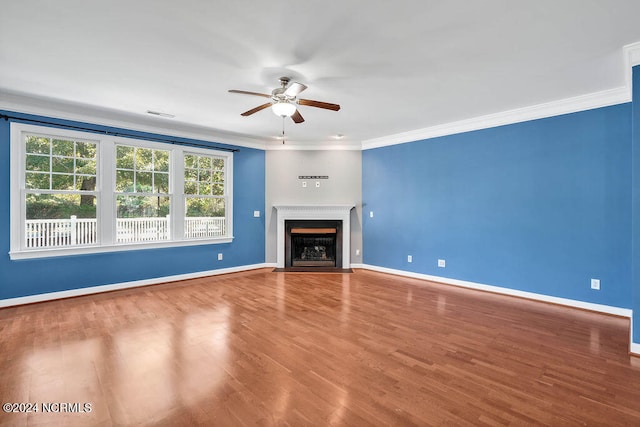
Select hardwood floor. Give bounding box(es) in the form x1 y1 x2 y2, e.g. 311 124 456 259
1 268 639 426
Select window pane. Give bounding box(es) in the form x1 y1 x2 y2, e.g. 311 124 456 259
116 195 170 243
212 171 224 183
137 148 154 170
26 154 49 172
212 158 224 169
211 183 224 195
26 136 50 155
51 174 74 190
76 159 96 175
184 181 197 195
185 168 198 181
25 193 97 248
76 175 97 191
136 171 153 192
76 141 97 159
116 145 134 169
155 150 169 172
199 170 211 183
52 157 74 173
185 197 226 238
52 139 74 156
154 172 169 193
185 154 197 168
26 172 50 190
198 156 211 169
116 170 134 191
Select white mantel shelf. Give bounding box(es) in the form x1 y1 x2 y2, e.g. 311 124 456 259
274 204 355 269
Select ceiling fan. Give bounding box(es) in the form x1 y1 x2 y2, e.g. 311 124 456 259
228 77 340 124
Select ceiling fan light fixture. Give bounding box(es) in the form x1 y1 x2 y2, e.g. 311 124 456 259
271 101 296 117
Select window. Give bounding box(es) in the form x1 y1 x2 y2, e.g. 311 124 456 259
10 123 233 259
23 134 98 249
184 153 227 239
115 145 171 243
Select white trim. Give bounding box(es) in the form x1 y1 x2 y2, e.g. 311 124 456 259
0 89 267 151
624 41 640 67
624 41 640 89
273 204 355 269
361 87 629 150
0 263 270 308
10 237 234 260
265 143 362 151
360 264 633 318
631 314 639 356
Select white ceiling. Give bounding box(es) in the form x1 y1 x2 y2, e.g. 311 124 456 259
2 0 640 149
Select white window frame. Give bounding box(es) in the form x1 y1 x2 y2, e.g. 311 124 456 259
10 123 233 260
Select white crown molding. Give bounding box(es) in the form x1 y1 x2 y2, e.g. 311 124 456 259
362 86 630 150
0 263 271 308
624 41 640 91
0 89 269 151
624 41 640 68
265 142 362 151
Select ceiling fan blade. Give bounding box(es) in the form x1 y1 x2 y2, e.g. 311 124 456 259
291 109 305 123
241 103 272 116
229 89 271 98
298 98 341 111
284 82 307 97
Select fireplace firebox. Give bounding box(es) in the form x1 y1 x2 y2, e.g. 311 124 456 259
285 220 342 268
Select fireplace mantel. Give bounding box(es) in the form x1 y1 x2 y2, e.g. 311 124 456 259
274 204 355 269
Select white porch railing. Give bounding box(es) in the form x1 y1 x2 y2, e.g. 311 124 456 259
25 216 226 248
25 216 97 248
116 216 170 243
185 217 226 238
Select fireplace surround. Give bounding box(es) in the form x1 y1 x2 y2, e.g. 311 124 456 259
274 204 354 269
286 220 342 268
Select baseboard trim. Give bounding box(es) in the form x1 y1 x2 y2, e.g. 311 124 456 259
0 263 271 308
360 264 632 318
631 342 640 356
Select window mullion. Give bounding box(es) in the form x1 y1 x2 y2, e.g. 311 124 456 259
100 141 115 245
172 149 185 239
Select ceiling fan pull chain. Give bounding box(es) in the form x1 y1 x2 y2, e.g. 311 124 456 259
282 116 286 144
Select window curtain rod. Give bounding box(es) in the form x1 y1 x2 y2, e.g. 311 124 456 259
1 113 239 152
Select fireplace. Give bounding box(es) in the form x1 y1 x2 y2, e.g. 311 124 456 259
285 220 342 268
274 204 354 270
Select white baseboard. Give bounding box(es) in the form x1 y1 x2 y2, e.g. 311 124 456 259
360 264 632 318
631 314 640 356
0 263 271 308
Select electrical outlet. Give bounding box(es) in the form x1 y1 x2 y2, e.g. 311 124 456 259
438 259 446 268
355 249 360 256
217 253 223 261
253 210 260 218
302 181 307 188
591 278 600 290
407 255 412 263
315 181 320 188
369 211 374 218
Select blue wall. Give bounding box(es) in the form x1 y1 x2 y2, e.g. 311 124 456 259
0 111 265 300
633 66 640 343
363 104 632 308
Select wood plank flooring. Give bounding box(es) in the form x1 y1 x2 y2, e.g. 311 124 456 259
1 268 639 426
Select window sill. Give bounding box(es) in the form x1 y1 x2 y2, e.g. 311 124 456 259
9 237 234 260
